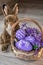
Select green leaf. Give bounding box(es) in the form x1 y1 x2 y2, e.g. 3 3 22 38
33 45 38 49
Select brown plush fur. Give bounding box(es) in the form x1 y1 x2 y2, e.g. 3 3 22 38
0 3 19 51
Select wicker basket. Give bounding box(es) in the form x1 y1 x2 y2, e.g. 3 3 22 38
11 18 43 60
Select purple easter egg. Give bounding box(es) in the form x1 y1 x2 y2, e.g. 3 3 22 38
16 29 26 40
25 36 35 45
25 27 42 41
15 40 32 51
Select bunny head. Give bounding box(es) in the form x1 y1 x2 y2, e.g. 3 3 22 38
2 3 19 35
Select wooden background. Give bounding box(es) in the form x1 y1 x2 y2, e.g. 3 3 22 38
0 0 43 14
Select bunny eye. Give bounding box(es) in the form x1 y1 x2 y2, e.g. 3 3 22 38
2 4 6 10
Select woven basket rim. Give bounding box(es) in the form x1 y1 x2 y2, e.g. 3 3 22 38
11 42 43 60
11 18 43 60
11 18 43 52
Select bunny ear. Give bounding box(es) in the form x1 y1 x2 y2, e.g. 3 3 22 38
2 4 10 16
12 3 19 15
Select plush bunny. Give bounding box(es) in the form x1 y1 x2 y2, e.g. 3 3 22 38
0 3 19 51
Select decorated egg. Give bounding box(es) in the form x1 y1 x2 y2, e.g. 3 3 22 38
25 36 35 45
15 40 32 51
16 29 26 40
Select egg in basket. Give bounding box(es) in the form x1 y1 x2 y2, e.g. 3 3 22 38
11 18 43 60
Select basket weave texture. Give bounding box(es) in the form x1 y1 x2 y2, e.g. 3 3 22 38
11 18 43 60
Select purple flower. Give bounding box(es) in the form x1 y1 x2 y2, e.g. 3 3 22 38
41 42 43 47
25 27 33 36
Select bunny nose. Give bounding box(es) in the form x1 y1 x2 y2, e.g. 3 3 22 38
9 22 14 26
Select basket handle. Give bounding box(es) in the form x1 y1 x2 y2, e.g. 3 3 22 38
12 18 43 40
